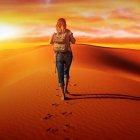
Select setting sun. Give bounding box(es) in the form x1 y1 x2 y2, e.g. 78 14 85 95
0 24 20 41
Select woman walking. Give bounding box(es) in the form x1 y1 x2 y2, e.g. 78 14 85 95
50 18 76 100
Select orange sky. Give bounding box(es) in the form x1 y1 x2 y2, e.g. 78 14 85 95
0 0 140 49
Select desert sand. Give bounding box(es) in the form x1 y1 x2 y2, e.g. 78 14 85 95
0 44 140 140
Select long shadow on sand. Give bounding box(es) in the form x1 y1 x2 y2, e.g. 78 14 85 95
66 93 140 101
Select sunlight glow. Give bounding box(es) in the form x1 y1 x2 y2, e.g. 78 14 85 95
0 24 20 41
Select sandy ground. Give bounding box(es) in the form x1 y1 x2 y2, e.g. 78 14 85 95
0 44 140 140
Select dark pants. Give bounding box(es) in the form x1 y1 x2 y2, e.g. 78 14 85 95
56 51 73 86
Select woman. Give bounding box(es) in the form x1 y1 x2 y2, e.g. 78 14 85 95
50 18 76 100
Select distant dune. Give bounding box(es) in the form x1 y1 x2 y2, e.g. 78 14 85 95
0 44 140 140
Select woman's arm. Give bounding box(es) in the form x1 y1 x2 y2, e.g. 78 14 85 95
70 32 76 44
49 33 55 44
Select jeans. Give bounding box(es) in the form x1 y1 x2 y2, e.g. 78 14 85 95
56 51 73 86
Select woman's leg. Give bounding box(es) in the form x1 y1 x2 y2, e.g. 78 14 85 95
64 52 73 93
56 61 64 86
56 53 65 99
64 78 69 93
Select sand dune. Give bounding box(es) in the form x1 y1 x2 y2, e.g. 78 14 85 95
72 44 140 81
0 44 140 140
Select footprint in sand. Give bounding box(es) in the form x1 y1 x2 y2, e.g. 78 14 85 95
63 124 75 132
64 138 71 140
51 103 60 107
64 101 73 105
43 113 53 120
56 94 61 97
52 101 73 107
61 111 73 117
70 83 77 87
55 88 62 97
46 127 58 134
